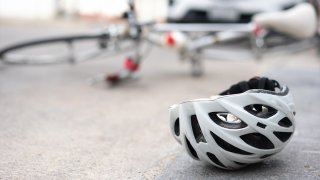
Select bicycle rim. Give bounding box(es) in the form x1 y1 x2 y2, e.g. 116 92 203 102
0 33 135 65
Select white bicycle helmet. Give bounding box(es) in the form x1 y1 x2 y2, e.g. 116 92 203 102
169 77 295 170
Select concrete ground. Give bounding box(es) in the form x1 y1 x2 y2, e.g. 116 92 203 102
0 21 319 179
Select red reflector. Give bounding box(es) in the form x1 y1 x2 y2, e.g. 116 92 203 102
124 57 139 71
166 33 175 46
253 24 263 36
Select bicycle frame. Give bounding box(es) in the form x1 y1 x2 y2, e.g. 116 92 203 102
0 0 319 84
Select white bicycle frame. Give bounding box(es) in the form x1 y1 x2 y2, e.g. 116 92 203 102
1 0 318 84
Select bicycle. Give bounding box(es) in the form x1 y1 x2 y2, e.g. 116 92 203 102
0 0 319 85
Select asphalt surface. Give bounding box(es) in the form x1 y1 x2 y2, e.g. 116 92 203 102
0 21 319 179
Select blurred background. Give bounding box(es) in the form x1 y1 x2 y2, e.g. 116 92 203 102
0 0 167 22
0 0 313 22
0 0 319 179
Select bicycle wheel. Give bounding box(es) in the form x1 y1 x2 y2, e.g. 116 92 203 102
0 32 135 65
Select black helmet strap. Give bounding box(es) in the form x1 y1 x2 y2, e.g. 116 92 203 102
220 77 280 95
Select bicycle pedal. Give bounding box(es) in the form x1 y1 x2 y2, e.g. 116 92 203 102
105 73 139 86
106 73 121 84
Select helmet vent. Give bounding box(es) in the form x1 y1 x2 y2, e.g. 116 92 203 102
210 131 253 155
234 161 247 165
278 117 292 127
191 115 207 143
207 152 226 168
185 137 199 159
273 131 292 142
208 112 247 129
256 122 266 129
244 104 277 118
240 133 275 149
260 154 273 159
174 118 180 136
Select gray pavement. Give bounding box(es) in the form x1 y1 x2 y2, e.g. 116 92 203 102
0 22 319 179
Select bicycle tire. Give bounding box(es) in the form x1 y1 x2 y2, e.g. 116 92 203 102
0 32 134 65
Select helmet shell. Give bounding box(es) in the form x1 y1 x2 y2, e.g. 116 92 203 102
169 86 295 170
